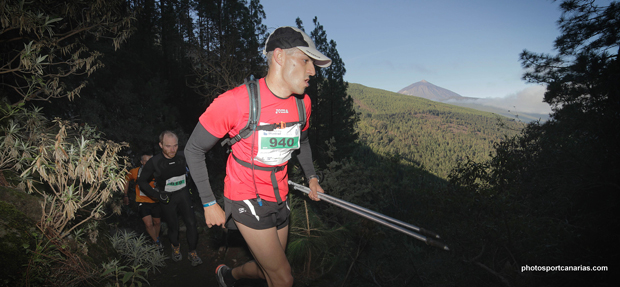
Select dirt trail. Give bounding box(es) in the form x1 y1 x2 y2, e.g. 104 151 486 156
119 204 265 287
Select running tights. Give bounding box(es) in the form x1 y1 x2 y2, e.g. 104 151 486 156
160 189 198 251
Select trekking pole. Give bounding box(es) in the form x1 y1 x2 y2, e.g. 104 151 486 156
289 181 450 251
293 182 443 240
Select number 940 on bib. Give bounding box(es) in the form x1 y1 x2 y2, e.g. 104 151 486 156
262 137 299 149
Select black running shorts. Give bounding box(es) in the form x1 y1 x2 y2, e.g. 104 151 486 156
225 197 290 230
138 202 162 219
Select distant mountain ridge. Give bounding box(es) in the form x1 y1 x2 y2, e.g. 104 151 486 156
397 80 549 122
397 80 477 101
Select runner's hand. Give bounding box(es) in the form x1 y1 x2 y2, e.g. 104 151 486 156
308 178 324 201
204 203 226 228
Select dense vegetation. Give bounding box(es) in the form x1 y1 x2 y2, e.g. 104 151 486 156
446 0 619 285
1 0 617 286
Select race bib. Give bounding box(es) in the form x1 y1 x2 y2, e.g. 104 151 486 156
164 174 186 192
255 123 301 165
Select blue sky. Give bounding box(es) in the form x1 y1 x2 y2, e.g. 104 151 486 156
261 0 563 114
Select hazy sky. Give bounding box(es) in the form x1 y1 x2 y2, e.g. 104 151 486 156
261 0 564 113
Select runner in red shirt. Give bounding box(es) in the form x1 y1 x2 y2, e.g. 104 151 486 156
185 26 331 287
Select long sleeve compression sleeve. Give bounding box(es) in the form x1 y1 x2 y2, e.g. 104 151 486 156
185 123 220 204
297 129 317 179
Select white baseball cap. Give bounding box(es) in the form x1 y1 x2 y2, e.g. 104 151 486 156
263 26 332 68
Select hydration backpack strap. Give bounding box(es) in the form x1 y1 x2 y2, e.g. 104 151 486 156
221 77 261 146
296 96 306 128
252 97 306 132
232 153 286 204
221 78 307 147
255 121 301 131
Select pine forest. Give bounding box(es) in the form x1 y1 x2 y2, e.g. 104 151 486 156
1 0 617 286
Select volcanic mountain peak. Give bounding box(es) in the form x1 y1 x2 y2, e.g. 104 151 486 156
398 80 475 101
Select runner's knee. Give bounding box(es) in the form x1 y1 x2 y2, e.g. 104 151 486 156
142 218 154 228
263 261 292 287
272 270 293 287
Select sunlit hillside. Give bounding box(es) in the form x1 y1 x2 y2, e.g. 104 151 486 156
347 83 523 178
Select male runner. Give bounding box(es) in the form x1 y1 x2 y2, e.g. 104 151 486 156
138 131 202 266
123 152 162 250
185 26 330 287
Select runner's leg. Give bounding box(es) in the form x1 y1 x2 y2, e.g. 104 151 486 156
177 190 198 250
232 226 289 280
161 200 180 246
233 222 292 287
141 215 158 242
152 203 162 241
153 217 161 239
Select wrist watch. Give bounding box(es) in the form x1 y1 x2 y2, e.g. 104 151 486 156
308 175 319 184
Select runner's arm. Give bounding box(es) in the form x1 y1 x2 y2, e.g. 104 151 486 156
297 130 324 201
137 159 158 199
185 123 227 227
297 129 317 179
185 123 220 204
